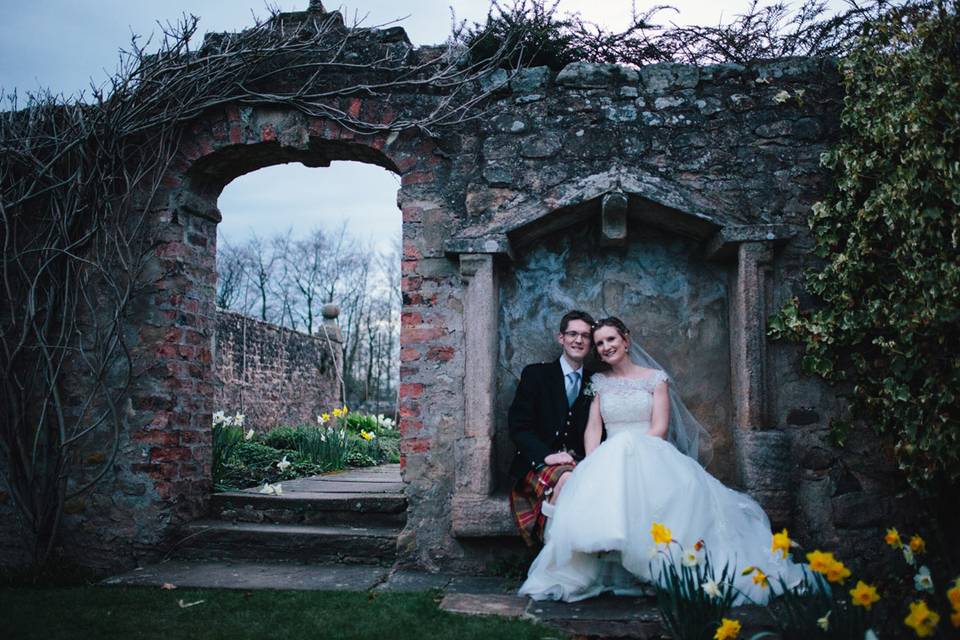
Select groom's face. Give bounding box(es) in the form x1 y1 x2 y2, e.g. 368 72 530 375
557 319 592 366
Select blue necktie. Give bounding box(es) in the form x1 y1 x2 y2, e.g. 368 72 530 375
566 371 581 407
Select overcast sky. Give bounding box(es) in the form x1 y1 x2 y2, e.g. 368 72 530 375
0 0 847 255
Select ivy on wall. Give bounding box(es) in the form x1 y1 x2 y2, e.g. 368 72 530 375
770 1 960 488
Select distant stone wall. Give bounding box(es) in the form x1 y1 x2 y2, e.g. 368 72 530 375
214 310 342 429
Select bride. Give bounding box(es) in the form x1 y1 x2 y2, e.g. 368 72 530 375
518 316 805 604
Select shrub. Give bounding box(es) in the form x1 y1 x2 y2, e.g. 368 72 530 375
262 426 304 451
769 0 960 488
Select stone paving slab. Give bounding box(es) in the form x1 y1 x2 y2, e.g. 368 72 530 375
232 464 405 496
439 593 529 618
103 560 390 591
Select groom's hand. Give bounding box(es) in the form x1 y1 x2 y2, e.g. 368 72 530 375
544 451 575 466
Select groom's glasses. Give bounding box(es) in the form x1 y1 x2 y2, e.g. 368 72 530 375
563 331 591 342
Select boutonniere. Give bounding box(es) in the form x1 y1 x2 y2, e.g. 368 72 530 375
582 381 597 397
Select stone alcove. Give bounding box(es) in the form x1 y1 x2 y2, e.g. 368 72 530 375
447 173 797 537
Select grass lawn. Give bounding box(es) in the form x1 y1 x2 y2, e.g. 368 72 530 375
1 586 566 640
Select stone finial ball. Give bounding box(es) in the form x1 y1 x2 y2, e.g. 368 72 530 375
321 303 340 320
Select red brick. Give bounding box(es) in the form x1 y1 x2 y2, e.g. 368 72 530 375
399 365 419 377
399 418 423 436
399 401 420 418
426 346 455 362
402 241 422 260
156 242 190 259
401 437 431 454
132 430 180 446
401 170 434 186
131 462 177 480
149 447 193 463
401 326 446 344
395 155 418 172
401 205 423 223
401 311 423 326
399 383 425 398
401 259 418 274
401 276 423 292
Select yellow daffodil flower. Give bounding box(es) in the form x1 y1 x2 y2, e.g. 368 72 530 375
850 580 880 609
752 569 769 589
951 610 960 629
332 407 343 418
947 577 960 611
319 413 331 424
885 527 902 548
360 430 375 442
910 534 926 554
772 528 792 559
714 618 741 640
904 600 940 637
806 550 836 574
650 522 672 546
825 559 851 584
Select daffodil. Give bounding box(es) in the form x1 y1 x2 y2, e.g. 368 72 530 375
244 428 255 441
651 522 672 546
903 545 916 566
850 580 880 609
360 430 376 442
752 569 769 589
773 89 791 104
319 413 331 424
233 413 245 427
885 527 902 548
817 610 831 631
806 550 836 574
772 528 793 559
947 577 960 611
714 618 741 640
951 610 960 629
825 559 851 584
702 580 722 599
332 407 344 418
259 482 283 495
904 600 940 637
914 566 934 593
910 534 926 554
277 455 291 472
682 547 702 567
212 410 226 426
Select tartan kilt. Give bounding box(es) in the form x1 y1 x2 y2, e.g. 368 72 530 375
509 463 576 548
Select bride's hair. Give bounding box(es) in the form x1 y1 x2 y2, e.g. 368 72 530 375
591 316 630 340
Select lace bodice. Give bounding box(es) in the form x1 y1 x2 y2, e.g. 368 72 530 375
591 370 668 437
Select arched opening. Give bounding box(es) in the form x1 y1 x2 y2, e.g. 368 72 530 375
173 135 409 565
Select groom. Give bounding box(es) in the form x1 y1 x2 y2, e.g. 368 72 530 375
508 309 595 547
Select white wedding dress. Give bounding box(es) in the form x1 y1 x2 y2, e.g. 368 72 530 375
519 370 804 604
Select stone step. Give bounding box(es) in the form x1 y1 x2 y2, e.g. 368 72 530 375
174 520 400 565
211 491 407 528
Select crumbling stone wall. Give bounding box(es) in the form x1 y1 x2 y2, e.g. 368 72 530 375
213 309 342 428
0 4 908 576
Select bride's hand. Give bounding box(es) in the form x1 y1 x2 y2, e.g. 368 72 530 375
544 451 575 465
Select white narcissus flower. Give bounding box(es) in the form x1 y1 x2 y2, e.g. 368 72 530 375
259 482 283 495
244 429 255 441
277 455 291 472
682 548 702 567
902 545 916 566
914 565 934 593
773 89 791 104
702 580 721 599
212 410 226 425
817 610 831 631
233 413 245 427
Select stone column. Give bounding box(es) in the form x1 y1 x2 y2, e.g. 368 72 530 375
451 253 514 536
729 241 791 525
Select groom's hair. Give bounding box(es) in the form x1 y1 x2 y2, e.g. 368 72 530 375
559 310 595 334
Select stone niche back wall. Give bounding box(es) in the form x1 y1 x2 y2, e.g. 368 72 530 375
214 310 342 428
495 221 734 488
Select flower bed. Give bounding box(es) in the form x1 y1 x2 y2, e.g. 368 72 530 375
211 409 399 492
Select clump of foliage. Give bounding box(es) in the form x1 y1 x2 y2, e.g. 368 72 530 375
769 0 960 488
452 0 881 70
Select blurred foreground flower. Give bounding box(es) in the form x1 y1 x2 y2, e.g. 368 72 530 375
714 617 741 640
259 482 283 495
904 600 939 637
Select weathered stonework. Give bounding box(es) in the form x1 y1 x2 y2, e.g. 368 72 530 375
0 4 909 576
213 309 342 428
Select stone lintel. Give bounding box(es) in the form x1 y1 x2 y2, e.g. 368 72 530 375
445 235 512 259
451 494 518 537
600 192 628 246
704 224 797 261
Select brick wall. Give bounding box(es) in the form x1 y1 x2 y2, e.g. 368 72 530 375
214 309 343 428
